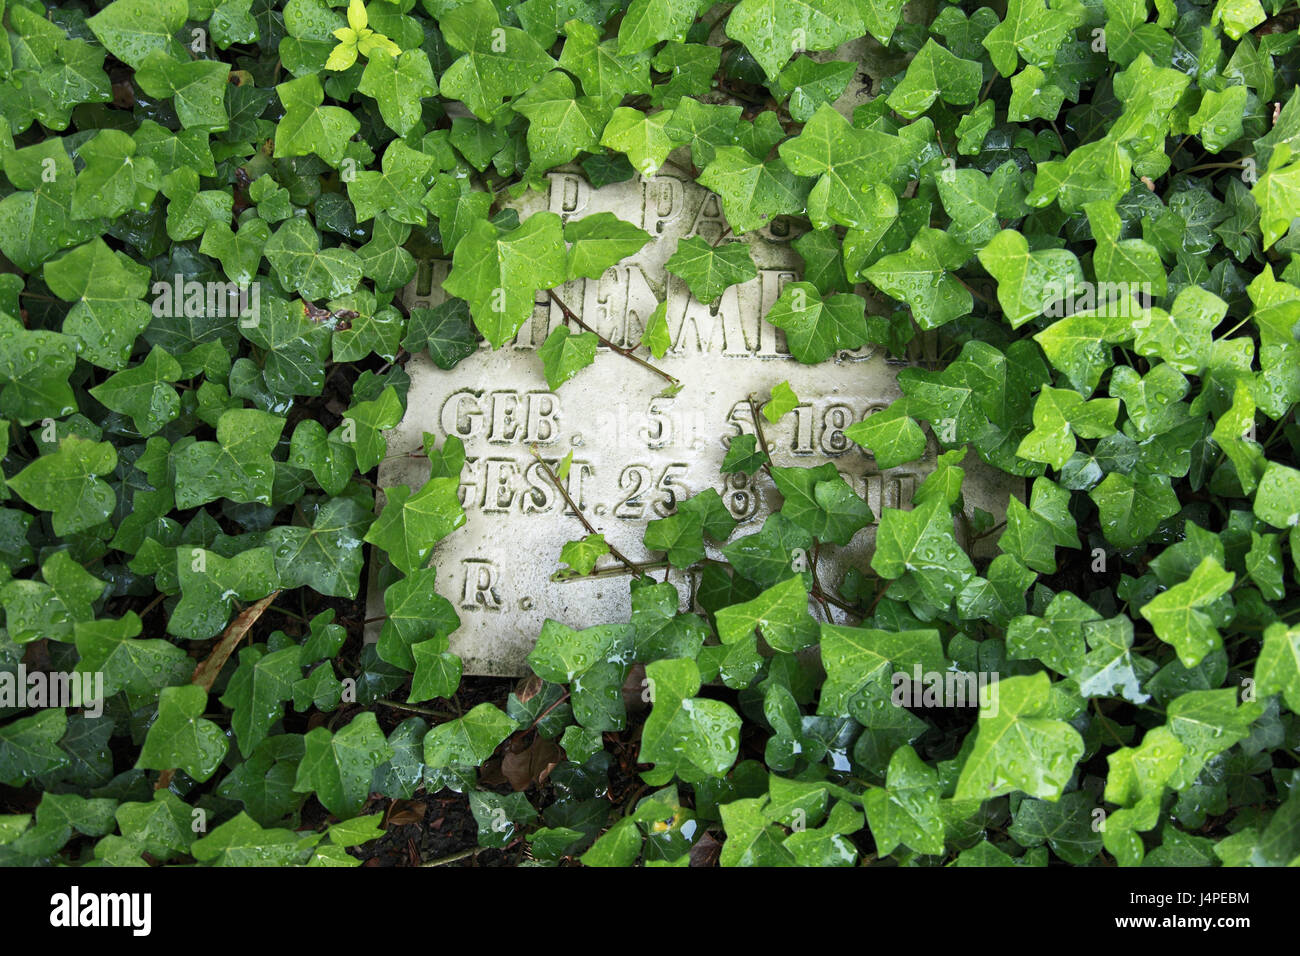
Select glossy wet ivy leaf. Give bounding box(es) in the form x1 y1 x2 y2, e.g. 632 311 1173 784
423 703 518 768
73 612 191 697
954 672 1085 802
863 745 946 856
443 213 568 348
364 477 467 575
220 645 302 757
725 0 864 80
1140 557 1235 668
44 238 153 370
640 658 742 779
764 281 869 364
538 326 599 389
173 408 284 508
136 685 229 783
8 434 117 536
716 576 818 653
295 711 394 819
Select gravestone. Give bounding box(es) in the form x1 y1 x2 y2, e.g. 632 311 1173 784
369 167 1022 676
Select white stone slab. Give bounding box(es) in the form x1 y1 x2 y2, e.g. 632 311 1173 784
370 169 1021 676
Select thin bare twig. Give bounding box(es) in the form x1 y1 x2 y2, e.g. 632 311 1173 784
529 448 644 576
547 290 680 389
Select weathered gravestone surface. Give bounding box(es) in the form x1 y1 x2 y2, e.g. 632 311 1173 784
369 167 1022 675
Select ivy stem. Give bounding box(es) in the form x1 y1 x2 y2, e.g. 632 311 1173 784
528 447 645 576
421 845 490 867
746 393 774 477
556 559 673 580
377 698 454 720
547 289 680 389
525 691 571 734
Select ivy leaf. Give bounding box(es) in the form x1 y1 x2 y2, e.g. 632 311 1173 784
763 381 799 423
378 566 460 670
1131 287 1223 373
772 463 872 545
528 620 633 683
189 812 303 866
513 71 606 172
357 48 437 136
439 0 556 120
86 0 188 69
977 229 1084 329
405 300 478 370
364 477 467 575
1257 623 1300 713
560 19 650 107
220 646 302 757
264 496 372 598
1140 557 1235 668
295 712 394 819
273 74 361 166
697 146 813 235
716 576 818 653
1255 463 1300 529
1089 471 1181 548
170 547 279 641
600 107 676 178
70 130 159 221
201 218 271 286
721 434 768 475
43 238 152 370
764 281 869 364
1008 791 1103 864
347 140 435 225
936 168 1002 247
871 496 976 606
1252 144 1300 249
667 236 758 305
137 685 229 783
0 711 69 787
563 212 652 281
954 672 1084 802
982 0 1076 77
442 213 568 348
818 623 946 716
134 51 230 131
73 613 191 697
173 408 284 508
559 534 610 576
779 104 906 230
389 635 452 707
8 435 117 535
863 745 946 856
264 217 363 300
88 346 183 436
886 39 981 118
618 0 704 55
725 0 864 80
845 404 926 469
640 658 741 778
865 228 973 330
538 326 599 389
0 140 101 274
424 703 518 768
1017 386 1119 471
